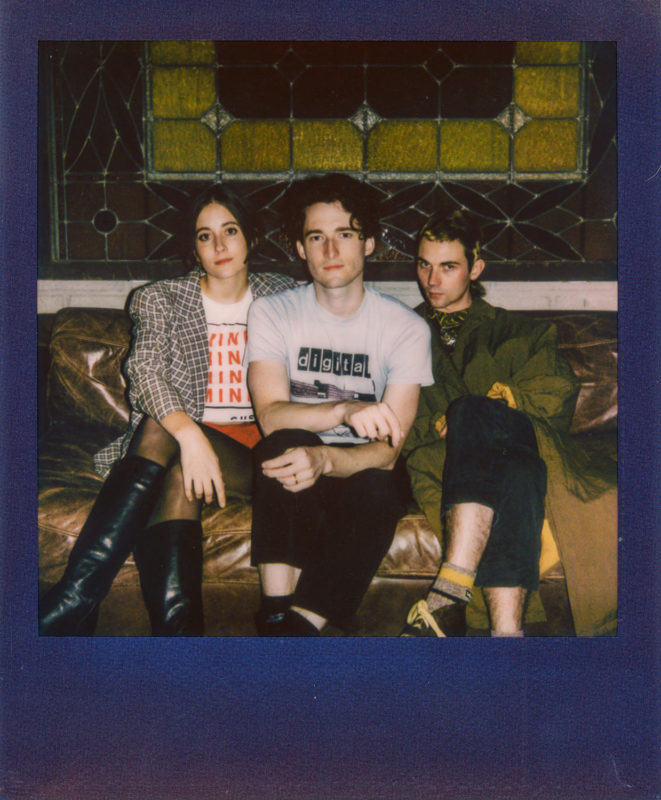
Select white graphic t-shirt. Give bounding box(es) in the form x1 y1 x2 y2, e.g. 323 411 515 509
245 283 433 444
202 287 255 425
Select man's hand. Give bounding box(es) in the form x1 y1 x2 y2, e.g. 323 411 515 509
175 424 226 507
342 401 403 447
261 445 330 493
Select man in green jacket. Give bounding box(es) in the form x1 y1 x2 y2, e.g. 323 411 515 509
401 206 617 637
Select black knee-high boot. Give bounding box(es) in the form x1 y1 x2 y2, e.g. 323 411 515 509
39 455 166 635
133 519 205 636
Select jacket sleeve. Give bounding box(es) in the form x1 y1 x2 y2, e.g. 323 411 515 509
125 284 188 422
403 384 445 455
505 321 580 433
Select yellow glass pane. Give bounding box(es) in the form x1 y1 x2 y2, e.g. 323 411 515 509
223 121 290 171
514 120 578 172
440 121 509 172
152 67 216 118
516 41 580 64
152 121 216 172
368 121 436 171
292 121 362 171
150 41 216 65
516 66 580 117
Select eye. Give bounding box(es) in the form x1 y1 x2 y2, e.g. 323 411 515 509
197 232 210 242
417 260 430 270
225 226 239 236
339 231 354 239
308 234 323 242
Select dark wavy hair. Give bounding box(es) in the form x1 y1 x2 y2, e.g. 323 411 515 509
416 206 485 297
283 173 380 249
184 185 261 269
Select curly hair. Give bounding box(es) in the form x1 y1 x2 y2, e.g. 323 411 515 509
283 174 380 248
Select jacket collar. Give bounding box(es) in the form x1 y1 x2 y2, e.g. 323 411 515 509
417 295 495 322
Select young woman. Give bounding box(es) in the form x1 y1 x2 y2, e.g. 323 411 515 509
39 187 296 636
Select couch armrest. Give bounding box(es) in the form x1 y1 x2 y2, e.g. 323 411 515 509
47 307 133 433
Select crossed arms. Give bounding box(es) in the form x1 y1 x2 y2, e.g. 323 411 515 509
247 359 421 491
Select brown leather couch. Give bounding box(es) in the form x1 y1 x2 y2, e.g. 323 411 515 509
38 305 617 636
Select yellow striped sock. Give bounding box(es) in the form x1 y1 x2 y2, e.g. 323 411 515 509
438 564 475 591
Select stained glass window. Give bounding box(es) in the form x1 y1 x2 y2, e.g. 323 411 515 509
41 40 616 282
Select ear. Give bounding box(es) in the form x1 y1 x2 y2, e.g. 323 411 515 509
363 237 375 257
296 240 306 260
469 258 486 281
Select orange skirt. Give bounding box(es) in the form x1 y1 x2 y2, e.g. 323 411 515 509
202 422 262 449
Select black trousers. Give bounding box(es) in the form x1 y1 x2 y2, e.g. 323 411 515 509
442 395 547 591
251 429 404 627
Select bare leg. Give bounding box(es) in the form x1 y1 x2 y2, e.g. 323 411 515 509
424 502 493 613
289 605 326 629
443 502 494 571
259 563 302 596
484 586 526 635
436 504 526 634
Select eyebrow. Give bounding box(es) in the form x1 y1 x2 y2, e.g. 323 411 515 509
195 220 238 233
305 226 356 236
416 256 461 266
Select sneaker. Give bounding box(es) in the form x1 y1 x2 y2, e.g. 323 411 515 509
399 599 466 637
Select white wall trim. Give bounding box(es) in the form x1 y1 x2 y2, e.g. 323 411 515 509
38 279 617 314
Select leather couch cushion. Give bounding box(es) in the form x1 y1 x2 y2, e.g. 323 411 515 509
47 308 132 432
39 306 617 602
39 425 442 585
46 307 618 438
525 312 617 434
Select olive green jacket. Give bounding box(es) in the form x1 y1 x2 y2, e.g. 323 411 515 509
404 297 617 635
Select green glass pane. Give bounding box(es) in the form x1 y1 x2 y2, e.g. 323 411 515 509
293 121 362 171
516 41 580 64
516 66 580 117
441 121 509 172
368 121 436 171
514 120 578 172
223 121 290 171
150 41 216 65
152 67 216 118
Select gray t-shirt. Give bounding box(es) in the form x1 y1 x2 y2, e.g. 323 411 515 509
245 283 433 444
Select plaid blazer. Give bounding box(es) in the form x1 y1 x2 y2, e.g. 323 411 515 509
94 269 297 476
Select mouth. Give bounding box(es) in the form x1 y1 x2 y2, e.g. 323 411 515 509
214 258 232 266
323 264 344 271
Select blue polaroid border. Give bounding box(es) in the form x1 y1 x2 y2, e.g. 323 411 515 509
2 2 659 797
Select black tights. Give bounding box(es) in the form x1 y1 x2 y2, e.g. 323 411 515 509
126 416 253 523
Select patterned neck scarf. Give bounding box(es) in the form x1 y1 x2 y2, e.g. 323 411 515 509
425 307 469 351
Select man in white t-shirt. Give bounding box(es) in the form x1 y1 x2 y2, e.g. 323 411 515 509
245 174 433 635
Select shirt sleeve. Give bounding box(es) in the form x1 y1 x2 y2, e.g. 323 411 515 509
244 294 289 366
384 307 434 387
125 284 188 421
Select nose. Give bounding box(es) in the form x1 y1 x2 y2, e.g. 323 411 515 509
215 234 227 252
323 238 339 258
427 266 442 286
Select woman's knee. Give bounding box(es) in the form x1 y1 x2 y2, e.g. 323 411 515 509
148 460 202 523
128 416 178 465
